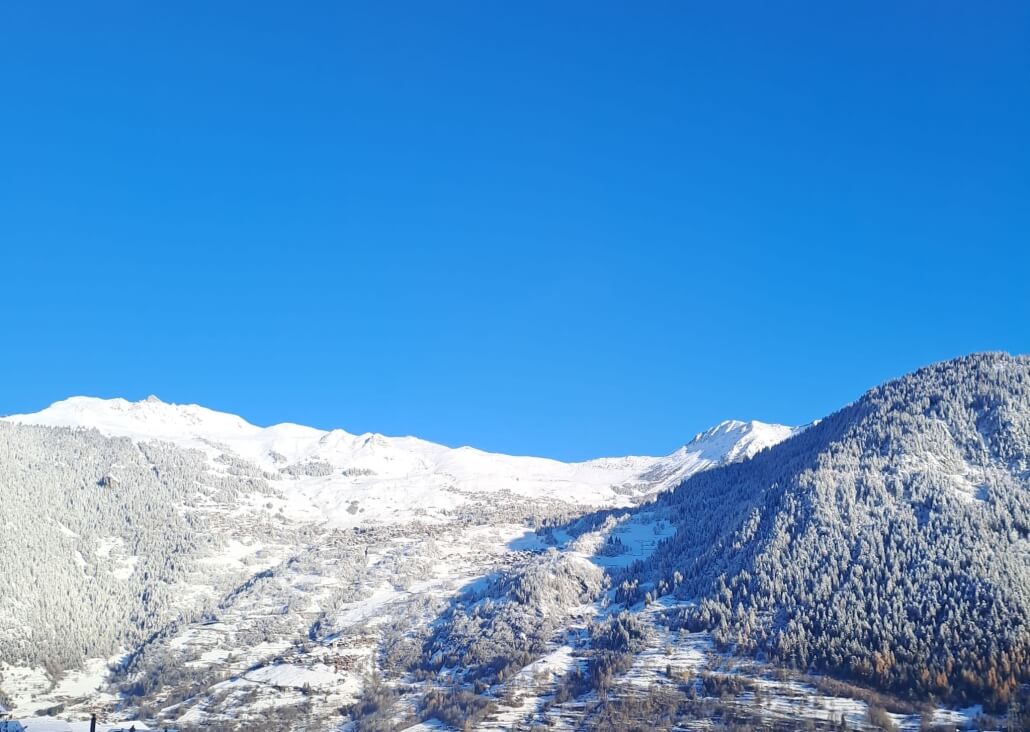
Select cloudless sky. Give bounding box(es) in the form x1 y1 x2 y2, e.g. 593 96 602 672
2 2 1028 460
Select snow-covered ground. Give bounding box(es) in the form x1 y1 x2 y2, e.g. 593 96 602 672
0 655 125 719
0 718 149 731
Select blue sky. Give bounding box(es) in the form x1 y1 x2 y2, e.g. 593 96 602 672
2 2 1028 460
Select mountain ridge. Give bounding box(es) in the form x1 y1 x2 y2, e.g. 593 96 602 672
1 396 798 526
2 394 794 467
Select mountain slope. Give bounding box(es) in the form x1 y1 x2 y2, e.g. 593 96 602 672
0 396 794 727
619 352 1030 704
3 396 796 525
0 422 288 669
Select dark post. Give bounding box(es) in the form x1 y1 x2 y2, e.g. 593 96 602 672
90 714 97 732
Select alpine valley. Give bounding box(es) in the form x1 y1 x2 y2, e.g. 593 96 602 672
1 353 1028 731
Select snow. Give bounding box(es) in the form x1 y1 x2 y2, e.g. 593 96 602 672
483 646 580 730
570 511 677 570
333 584 406 626
686 419 800 463
197 538 264 569
0 720 151 732
510 645 577 683
55 522 78 538
3 396 797 528
0 655 125 718
92 537 138 580
244 663 341 690
932 705 983 728
639 419 801 486
3 720 73 732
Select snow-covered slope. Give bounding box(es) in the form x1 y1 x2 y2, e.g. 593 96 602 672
639 419 802 486
3 396 797 526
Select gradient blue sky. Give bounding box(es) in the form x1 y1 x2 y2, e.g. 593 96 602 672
2 2 1028 460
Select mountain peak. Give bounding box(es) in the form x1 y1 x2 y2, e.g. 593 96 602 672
683 419 799 464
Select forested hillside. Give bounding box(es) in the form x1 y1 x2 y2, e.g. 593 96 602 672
620 353 1030 704
0 423 278 668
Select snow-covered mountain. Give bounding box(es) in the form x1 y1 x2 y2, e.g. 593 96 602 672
1 359 1021 731
639 419 800 486
0 395 796 729
620 353 1030 710
2 396 797 527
